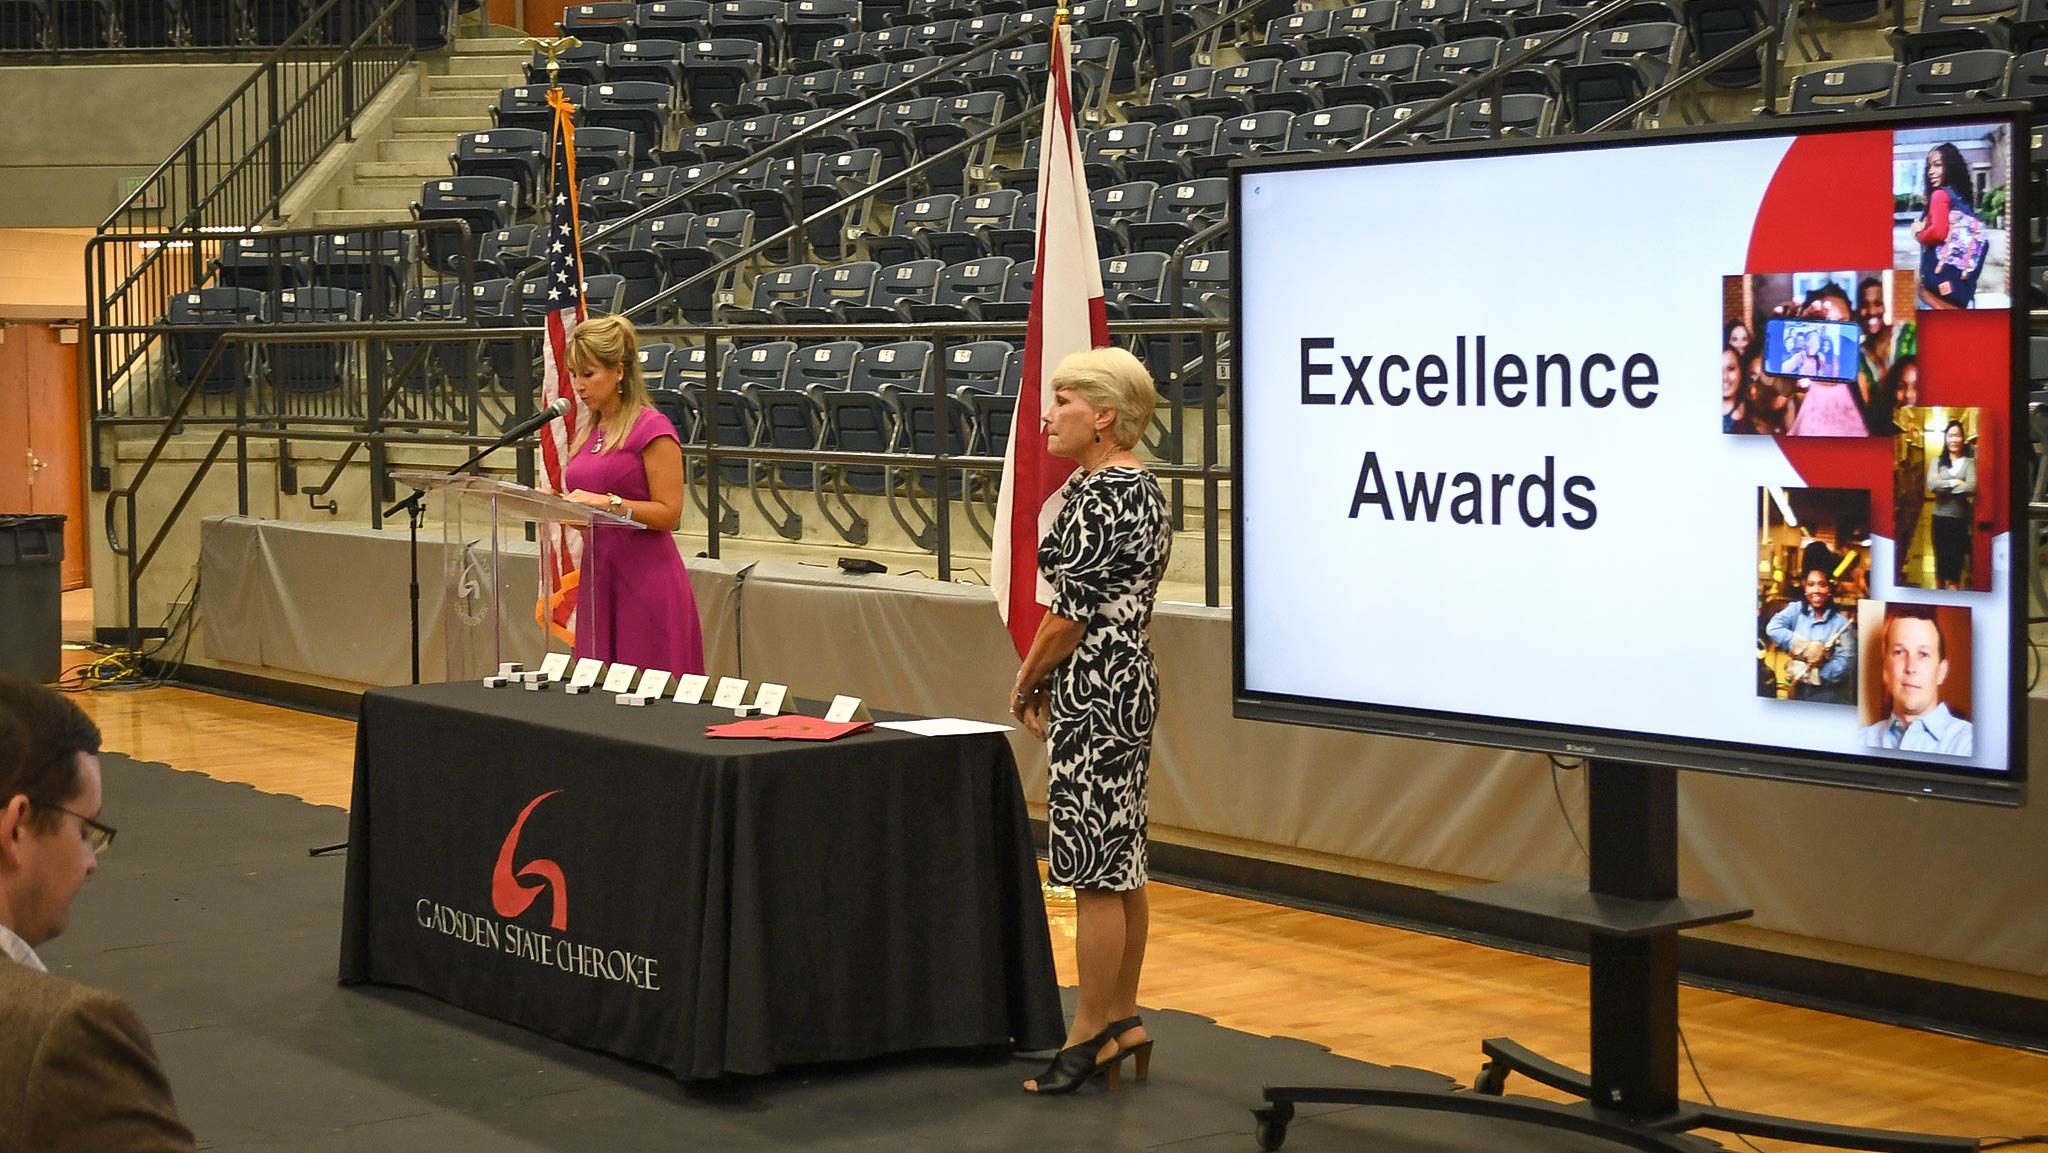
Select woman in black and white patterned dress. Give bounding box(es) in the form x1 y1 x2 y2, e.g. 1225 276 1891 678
1010 347 1170 1095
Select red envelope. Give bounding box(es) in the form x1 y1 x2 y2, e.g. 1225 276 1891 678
704 715 874 741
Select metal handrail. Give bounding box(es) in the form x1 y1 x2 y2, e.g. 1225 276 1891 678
96 0 417 232
1348 0 1636 151
570 21 1046 257
102 314 1231 640
87 0 421 436
1169 0 1278 53
1588 23 1779 132
620 99 1044 323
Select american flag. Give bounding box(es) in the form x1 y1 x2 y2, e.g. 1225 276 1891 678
538 86 587 645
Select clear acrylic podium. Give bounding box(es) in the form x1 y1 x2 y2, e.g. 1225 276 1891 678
390 472 639 681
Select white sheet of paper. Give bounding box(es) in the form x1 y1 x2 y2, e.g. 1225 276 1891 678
568 658 605 689
711 677 749 708
825 695 863 723
537 652 572 681
753 682 788 716
874 718 1015 736
672 674 709 704
601 664 640 694
635 669 672 699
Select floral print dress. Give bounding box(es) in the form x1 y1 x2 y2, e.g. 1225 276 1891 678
1038 466 1171 891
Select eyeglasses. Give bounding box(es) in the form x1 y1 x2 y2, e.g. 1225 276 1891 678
30 801 116 854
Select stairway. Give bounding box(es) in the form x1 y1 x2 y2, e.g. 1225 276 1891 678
306 32 532 228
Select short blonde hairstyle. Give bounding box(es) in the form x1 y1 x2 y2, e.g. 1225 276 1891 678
566 314 650 455
1050 346 1157 450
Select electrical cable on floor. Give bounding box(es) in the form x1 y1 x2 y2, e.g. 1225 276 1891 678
54 573 199 694
1979 1136 2048 1149
1677 1026 1774 1153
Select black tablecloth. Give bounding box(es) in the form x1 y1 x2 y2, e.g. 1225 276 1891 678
338 682 1063 1081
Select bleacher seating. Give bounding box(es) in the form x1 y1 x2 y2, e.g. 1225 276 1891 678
107 0 2048 577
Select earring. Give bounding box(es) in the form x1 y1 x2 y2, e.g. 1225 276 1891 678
1094 431 1102 444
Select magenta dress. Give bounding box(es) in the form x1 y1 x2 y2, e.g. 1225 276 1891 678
564 405 706 674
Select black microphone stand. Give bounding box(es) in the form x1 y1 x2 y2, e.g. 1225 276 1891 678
310 412 564 859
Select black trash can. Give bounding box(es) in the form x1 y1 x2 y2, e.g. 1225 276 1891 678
0 514 66 683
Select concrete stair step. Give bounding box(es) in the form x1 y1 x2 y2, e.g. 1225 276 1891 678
412 92 497 119
354 160 452 180
389 115 489 134
378 137 460 163
339 182 433 210
423 72 514 94
452 35 531 54
440 52 532 76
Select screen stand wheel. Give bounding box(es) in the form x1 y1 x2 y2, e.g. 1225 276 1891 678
1246 760 1976 1153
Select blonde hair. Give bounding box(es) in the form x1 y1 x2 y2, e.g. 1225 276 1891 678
1050 346 1157 449
566 314 649 455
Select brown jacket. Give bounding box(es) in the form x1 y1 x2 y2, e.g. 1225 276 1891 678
0 960 196 1153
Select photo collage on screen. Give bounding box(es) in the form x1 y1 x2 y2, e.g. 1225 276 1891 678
1729 122 2010 761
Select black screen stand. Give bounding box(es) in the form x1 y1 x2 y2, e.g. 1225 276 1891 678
1250 760 1977 1153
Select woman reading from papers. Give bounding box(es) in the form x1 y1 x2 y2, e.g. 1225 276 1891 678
560 315 706 675
1010 347 1171 1095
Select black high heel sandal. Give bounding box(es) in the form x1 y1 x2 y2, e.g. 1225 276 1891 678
1104 1015 1154 1083
1025 1024 1122 1094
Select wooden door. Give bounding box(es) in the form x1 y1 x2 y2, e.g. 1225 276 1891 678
0 323 89 590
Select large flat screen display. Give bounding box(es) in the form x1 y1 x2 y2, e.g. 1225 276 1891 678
1232 108 2029 803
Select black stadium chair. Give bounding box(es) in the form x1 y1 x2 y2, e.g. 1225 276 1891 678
164 287 268 396
1243 7 1335 61
1258 51 1354 114
266 287 362 397
1558 21 1689 131
573 125 637 179
607 39 687 88
414 176 517 273
1283 103 1371 152
527 42 608 87
1447 92 1555 137
559 0 637 43
1366 98 1453 144
582 82 676 163
680 38 765 119
213 234 315 295
635 0 709 37
451 128 548 211
1891 48 2012 105
1784 60 1897 112
1685 0 1769 89
905 257 1014 322
495 84 581 134
309 231 411 317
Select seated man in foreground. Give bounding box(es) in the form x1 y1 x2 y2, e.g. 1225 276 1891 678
0 674 197 1153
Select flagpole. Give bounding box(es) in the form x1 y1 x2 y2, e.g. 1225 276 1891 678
526 34 588 649
1043 0 1076 912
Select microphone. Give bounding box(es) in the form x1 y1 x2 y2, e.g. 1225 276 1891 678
491 396 573 447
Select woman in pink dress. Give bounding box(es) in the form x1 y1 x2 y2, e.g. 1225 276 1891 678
560 315 706 674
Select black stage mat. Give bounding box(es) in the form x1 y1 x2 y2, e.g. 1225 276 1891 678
41 754 1658 1153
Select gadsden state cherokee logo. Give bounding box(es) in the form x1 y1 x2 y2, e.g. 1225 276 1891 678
492 790 568 930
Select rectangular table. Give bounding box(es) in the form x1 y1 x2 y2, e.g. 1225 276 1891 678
338 682 1064 1081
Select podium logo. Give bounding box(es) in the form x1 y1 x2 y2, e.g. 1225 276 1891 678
492 790 569 930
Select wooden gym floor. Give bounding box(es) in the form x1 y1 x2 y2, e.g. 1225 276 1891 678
56 591 2048 1148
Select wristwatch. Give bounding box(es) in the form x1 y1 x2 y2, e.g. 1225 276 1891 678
607 493 624 514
